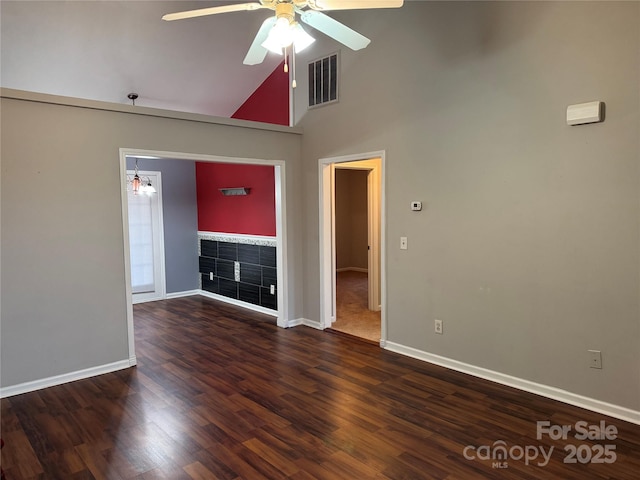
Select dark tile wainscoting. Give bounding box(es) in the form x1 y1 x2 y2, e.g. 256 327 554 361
198 233 277 311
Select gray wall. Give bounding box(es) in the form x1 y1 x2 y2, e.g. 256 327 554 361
1 94 303 388
335 169 368 270
296 2 640 410
126 157 199 294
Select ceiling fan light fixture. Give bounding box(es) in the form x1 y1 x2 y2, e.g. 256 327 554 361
261 17 292 53
164 0 402 67
262 18 315 54
261 34 285 54
292 23 315 52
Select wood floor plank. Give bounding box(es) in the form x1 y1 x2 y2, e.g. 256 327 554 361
74 443 125 480
202 442 269 480
259 424 339 464
185 450 238 480
2 296 639 479
0 429 44 478
183 461 223 480
242 438 300 476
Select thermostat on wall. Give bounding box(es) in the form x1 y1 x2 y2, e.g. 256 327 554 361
411 201 422 211
567 101 603 126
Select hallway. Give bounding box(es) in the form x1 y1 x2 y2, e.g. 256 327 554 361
330 270 381 343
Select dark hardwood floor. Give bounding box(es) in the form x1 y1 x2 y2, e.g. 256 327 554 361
2 296 639 479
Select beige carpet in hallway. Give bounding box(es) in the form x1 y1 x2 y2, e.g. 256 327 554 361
330 270 381 342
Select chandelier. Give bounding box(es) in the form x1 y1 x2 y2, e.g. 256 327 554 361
128 159 156 195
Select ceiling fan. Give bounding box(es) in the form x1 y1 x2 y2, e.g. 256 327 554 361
162 1 404 66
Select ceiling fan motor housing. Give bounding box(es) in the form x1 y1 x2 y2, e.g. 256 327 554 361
275 2 295 23
260 0 310 7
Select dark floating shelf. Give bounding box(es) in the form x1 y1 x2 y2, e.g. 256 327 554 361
219 187 250 196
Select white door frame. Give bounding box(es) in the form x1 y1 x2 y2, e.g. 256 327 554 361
126 170 166 304
319 151 386 346
120 148 289 366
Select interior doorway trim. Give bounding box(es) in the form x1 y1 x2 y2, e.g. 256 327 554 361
119 148 289 365
318 150 386 346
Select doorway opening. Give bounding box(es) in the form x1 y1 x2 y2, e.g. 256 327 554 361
126 169 166 304
319 152 385 345
119 149 289 365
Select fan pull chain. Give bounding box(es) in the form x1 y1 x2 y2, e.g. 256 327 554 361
291 47 297 89
283 47 289 73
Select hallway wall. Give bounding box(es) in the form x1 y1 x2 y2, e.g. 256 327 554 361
335 169 368 271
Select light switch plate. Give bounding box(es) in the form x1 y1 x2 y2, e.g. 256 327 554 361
588 349 602 369
234 261 240 282
400 237 408 250
567 101 603 126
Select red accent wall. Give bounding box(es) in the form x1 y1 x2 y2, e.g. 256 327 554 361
232 61 289 126
196 162 276 236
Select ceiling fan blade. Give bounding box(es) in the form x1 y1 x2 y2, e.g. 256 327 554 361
310 0 403 10
300 10 370 50
162 3 266 22
243 17 277 65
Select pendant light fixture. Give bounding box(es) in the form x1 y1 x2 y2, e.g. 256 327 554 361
128 158 156 195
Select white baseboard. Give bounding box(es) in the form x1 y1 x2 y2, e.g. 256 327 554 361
285 318 304 328
336 267 368 273
166 289 200 299
385 341 640 426
285 318 325 330
0 358 134 398
302 318 325 330
132 295 164 305
134 290 199 303
198 290 277 317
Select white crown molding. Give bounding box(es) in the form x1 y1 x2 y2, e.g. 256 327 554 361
0 88 303 135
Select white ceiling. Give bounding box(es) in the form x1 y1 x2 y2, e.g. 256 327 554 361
1 0 289 117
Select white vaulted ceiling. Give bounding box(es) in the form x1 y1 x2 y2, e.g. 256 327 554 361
1 0 285 117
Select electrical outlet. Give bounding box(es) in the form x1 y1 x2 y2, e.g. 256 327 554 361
588 350 602 369
209 272 214 281
434 319 443 335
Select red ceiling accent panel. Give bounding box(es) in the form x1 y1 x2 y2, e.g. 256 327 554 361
196 162 276 236
232 60 289 126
